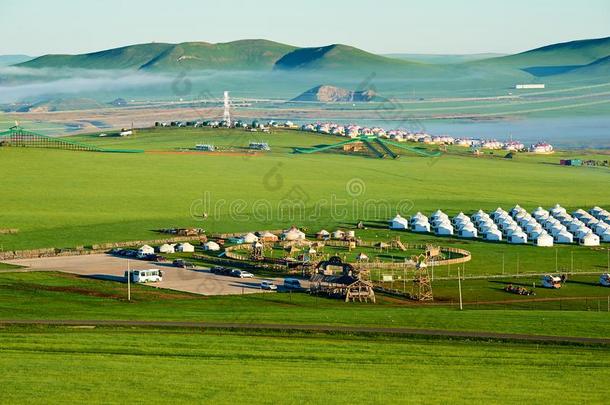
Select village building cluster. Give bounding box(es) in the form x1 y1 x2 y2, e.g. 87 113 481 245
301 122 554 153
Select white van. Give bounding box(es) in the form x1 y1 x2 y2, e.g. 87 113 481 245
283 278 302 290
125 269 163 283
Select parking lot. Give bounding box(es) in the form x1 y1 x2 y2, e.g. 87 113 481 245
3 254 299 296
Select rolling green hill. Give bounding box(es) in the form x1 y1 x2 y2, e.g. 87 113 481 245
273 44 420 72
476 36 610 69
19 40 296 71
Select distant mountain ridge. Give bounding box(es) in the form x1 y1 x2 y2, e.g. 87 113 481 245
14 36 610 80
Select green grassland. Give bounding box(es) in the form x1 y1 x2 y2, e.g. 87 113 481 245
0 128 608 278
1 326 609 403
2 272 610 338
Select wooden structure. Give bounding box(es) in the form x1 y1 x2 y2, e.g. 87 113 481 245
250 242 264 261
309 256 376 303
411 255 433 301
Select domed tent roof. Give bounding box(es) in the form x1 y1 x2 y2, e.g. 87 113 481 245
243 232 259 243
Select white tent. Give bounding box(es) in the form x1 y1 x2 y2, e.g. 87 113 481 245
573 227 592 239
458 225 477 238
503 224 520 236
158 243 175 254
332 230 346 239
176 242 195 253
260 231 279 242
534 233 553 247
478 222 498 233
579 233 600 247
554 231 574 244
532 207 549 220
594 223 610 235
529 228 546 240
281 227 306 241
431 210 448 220
410 212 428 224
572 209 588 219
509 204 524 217
549 223 567 236
137 245 154 257
243 232 259 243
590 206 605 217
600 229 610 243
483 229 502 241
435 223 454 236
389 215 409 230
550 204 567 216
567 221 585 232
411 221 431 233
524 222 542 234
203 241 220 251
508 231 528 244
316 229 331 239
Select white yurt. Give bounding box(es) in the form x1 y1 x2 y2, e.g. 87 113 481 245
453 218 472 228
389 215 410 230
483 229 502 241
458 225 478 238
549 223 566 236
508 231 528 244
431 210 448 221
579 233 600 246
316 229 331 239
491 207 506 219
532 207 549 220
435 223 454 236
137 245 155 257
503 224 521 236
567 221 585 233
281 227 306 241
478 222 498 233
554 231 574 244
203 241 220 251
582 217 599 227
158 243 175 254
590 206 605 217
534 233 554 247
599 229 610 242
572 209 588 219
176 242 195 253
410 212 429 224
332 230 346 240
524 221 542 234
509 204 524 217
529 228 546 240
411 221 431 233
243 232 259 244
550 204 567 216
260 231 279 242
573 227 592 239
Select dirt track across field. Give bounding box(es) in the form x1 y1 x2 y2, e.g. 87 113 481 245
0 319 608 345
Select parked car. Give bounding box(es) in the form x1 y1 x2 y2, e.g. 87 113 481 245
211 266 232 275
260 280 277 290
283 278 302 290
173 259 195 269
231 269 254 278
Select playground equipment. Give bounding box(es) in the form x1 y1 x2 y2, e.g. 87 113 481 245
294 135 441 159
0 125 144 153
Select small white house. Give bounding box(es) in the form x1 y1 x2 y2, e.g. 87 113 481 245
483 229 502 241
534 233 554 247
389 215 410 230
435 223 454 236
176 242 195 253
508 231 528 244
158 243 175 254
137 245 155 258
203 241 220 251
579 233 600 247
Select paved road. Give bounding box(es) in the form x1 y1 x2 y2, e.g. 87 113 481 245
3 254 292 296
0 319 608 345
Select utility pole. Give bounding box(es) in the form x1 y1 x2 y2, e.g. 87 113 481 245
127 259 131 302
457 267 463 311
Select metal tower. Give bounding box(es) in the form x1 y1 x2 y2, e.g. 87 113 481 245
223 91 231 127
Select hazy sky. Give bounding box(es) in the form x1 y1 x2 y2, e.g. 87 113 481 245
2 0 609 55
